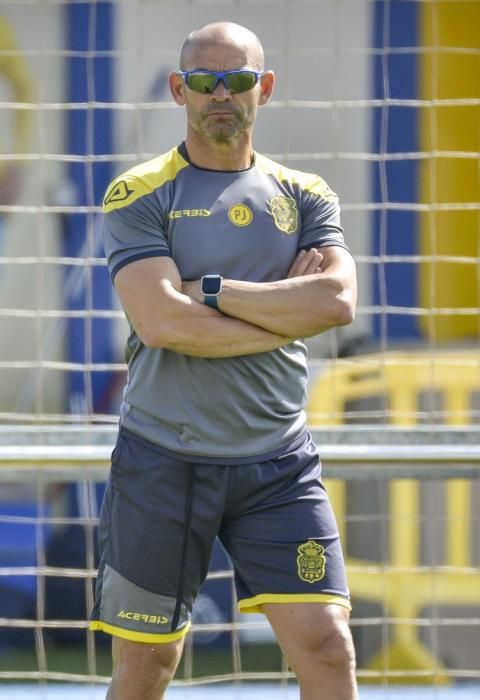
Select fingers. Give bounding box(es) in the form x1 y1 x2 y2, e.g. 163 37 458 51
287 248 324 278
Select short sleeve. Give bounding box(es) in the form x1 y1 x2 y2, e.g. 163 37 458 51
101 180 171 282
298 176 350 252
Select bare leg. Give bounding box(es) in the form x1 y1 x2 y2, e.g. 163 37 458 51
106 636 185 700
264 603 358 700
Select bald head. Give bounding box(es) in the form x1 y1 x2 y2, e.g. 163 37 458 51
180 22 264 71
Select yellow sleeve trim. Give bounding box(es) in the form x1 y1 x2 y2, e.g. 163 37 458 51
103 148 189 213
89 619 191 644
238 593 351 614
255 153 338 202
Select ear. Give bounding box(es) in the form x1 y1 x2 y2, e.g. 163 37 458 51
169 71 186 106
258 70 275 106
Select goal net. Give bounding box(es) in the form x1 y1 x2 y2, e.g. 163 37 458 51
1 427 479 692
0 0 479 694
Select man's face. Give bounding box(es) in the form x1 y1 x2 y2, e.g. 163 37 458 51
182 45 262 144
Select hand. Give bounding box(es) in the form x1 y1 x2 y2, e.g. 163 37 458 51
287 248 324 279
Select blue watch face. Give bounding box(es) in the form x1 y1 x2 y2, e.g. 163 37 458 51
202 275 222 295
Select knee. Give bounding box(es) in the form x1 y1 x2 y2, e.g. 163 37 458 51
296 618 356 675
117 647 177 686
111 638 183 697
319 619 356 672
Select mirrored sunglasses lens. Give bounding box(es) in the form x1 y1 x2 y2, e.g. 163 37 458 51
187 73 218 93
225 72 257 93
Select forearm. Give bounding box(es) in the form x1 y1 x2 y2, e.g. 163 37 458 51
115 258 293 358
181 247 356 338
216 274 355 338
165 310 293 358
131 289 293 358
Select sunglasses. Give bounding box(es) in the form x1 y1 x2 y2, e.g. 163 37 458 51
179 69 263 94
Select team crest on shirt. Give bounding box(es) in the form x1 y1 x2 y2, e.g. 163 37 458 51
297 540 326 583
269 195 298 235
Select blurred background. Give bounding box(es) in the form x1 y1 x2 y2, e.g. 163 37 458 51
0 0 478 696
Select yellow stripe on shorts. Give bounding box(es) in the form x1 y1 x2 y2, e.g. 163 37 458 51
238 593 352 614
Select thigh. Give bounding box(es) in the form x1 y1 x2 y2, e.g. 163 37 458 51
90 429 226 642
220 434 350 613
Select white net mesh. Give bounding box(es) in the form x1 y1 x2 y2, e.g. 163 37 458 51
0 0 479 694
0 427 479 691
0 0 478 424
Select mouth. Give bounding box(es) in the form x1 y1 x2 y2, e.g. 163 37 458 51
206 107 238 116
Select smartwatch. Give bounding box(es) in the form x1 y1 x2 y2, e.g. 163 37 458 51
201 274 223 308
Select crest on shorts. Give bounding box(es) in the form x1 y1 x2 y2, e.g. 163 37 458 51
269 195 298 234
297 540 326 583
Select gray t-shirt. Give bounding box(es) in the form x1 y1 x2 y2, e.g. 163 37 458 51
102 143 349 461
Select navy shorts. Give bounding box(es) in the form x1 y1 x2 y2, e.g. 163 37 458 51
90 427 350 644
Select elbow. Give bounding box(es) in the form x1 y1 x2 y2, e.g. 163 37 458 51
334 297 356 327
141 332 164 349
138 330 163 349
300 278 357 337
305 295 356 337
136 322 172 349
323 278 356 328
331 280 357 327
140 321 194 352
133 305 196 351
317 298 355 332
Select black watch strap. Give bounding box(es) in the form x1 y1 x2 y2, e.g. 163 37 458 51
204 294 219 309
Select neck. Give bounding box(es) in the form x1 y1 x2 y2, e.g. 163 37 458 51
184 131 254 171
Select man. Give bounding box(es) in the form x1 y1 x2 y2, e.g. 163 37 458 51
90 21 358 700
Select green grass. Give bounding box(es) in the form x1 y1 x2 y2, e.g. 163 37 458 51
0 641 284 682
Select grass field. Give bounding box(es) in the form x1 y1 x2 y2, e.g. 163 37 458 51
0 641 284 682
1 644 479 698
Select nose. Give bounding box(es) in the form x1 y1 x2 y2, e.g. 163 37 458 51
211 78 231 97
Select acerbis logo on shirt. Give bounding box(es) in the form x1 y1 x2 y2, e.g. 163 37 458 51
168 209 211 219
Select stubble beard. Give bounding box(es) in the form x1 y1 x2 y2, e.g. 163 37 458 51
191 105 254 145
